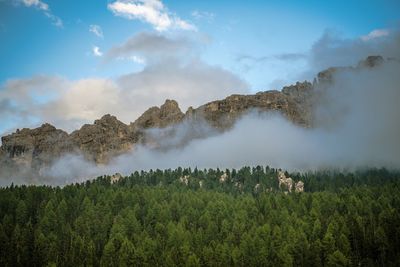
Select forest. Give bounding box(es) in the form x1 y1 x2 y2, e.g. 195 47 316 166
0 166 399 267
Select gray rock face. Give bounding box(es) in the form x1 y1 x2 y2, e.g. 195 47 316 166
70 114 138 164
1 115 139 168
131 99 184 130
1 123 73 169
189 84 312 130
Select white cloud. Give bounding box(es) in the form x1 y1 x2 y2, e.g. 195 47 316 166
92 46 103 57
21 0 48 10
107 0 196 31
89 24 104 38
19 0 63 27
48 79 121 123
361 29 389 41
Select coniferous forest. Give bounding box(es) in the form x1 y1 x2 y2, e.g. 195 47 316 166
1 167 400 267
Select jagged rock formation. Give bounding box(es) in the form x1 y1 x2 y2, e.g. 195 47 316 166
0 56 386 172
188 82 312 129
70 114 137 164
131 99 184 130
0 123 73 169
0 100 185 169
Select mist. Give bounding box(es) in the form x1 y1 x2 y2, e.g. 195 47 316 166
0 58 390 186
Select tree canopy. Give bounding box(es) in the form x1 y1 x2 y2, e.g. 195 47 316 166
0 166 399 266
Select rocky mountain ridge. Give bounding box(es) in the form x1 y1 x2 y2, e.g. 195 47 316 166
0 56 385 171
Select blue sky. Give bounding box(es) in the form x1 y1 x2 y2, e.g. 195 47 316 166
0 0 399 134
1 0 399 84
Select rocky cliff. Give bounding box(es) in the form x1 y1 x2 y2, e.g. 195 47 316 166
0 123 73 169
187 81 313 129
0 56 384 171
70 114 138 163
131 99 185 130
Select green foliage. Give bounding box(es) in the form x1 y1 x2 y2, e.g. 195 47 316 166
0 167 399 266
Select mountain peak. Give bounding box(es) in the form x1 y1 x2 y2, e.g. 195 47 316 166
132 99 184 129
94 114 124 126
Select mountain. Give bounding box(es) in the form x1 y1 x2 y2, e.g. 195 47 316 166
0 56 384 173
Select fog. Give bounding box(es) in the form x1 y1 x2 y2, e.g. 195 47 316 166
3 58 389 185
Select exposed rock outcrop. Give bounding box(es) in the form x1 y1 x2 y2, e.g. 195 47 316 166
179 175 189 186
70 114 137 164
219 172 228 183
278 170 293 192
1 123 73 170
278 170 304 193
295 181 304 193
110 173 123 184
189 85 312 129
131 99 184 130
1 115 139 168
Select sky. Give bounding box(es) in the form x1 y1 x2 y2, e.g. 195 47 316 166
0 0 399 135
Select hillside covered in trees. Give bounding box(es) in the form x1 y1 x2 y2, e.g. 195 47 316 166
1 167 400 266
